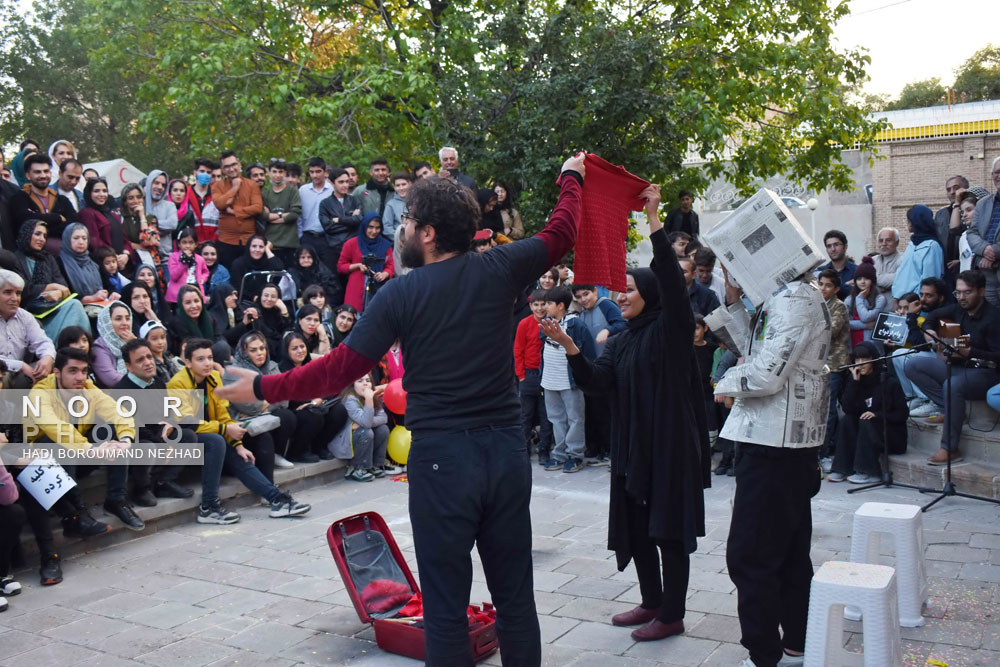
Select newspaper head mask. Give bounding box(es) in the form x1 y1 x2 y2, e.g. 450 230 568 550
702 189 823 307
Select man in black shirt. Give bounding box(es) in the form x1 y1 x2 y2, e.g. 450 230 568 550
665 189 699 237
905 270 1000 465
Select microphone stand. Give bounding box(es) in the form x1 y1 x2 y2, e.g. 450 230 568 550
916 329 1000 511
841 344 929 496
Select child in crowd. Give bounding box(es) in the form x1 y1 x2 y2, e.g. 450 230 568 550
515 289 554 464
94 246 130 294
692 314 719 435
539 285 596 473
141 320 183 385
818 268 850 473
329 373 396 482
572 284 626 466
167 228 209 304
844 256 885 347
378 340 404 384
301 283 334 324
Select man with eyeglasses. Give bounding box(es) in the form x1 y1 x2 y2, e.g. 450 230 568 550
905 270 1000 465
211 150 263 268
813 229 856 300
965 157 1000 306
872 226 901 301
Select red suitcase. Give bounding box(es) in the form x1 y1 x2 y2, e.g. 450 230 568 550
326 511 498 662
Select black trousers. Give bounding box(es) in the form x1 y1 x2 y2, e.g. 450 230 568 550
583 393 611 458
727 443 819 667
216 241 244 272
518 370 552 457
0 503 26 576
294 403 349 456
408 425 540 667
627 495 689 623
832 416 883 477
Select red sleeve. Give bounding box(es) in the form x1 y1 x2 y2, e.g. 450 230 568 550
384 247 395 277
259 343 376 403
534 173 583 267
513 318 527 380
337 240 355 275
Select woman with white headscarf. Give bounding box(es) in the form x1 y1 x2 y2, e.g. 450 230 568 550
92 300 136 388
47 140 76 172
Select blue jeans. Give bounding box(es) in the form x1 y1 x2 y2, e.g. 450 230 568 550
906 356 999 450
891 348 932 401
987 383 1000 412
543 388 585 462
408 425 540 666
198 433 280 504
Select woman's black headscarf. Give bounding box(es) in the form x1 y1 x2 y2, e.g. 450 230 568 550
208 282 242 334
16 220 47 259
476 188 503 234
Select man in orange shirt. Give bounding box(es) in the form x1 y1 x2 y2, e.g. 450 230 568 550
212 150 263 268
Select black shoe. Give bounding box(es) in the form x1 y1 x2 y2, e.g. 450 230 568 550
154 480 194 499
62 511 110 539
293 453 321 464
727 466 735 477
40 553 62 586
317 450 335 460
104 499 145 532
132 487 158 507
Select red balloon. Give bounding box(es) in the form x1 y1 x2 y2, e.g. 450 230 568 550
383 379 407 415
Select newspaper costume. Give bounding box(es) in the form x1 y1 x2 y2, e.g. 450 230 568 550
707 188 831 667
714 280 831 447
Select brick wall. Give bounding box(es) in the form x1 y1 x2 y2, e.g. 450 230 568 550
872 135 1000 249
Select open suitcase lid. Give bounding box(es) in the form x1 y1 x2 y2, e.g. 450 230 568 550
327 512 420 624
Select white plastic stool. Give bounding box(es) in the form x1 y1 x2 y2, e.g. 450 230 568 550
804 561 902 667
847 502 927 627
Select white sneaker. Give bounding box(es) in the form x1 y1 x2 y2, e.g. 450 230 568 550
778 653 805 666
273 454 295 469
908 400 938 418
848 473 879 484
819 456 833 473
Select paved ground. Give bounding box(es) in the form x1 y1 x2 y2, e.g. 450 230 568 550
2 462 1000 667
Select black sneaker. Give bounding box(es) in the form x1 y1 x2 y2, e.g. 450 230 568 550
0 575 21 596
40 553 62 586
62 511 110 539
154 480 194 499
197 501 240 525
367 467 386 478
380 463 403 475
103 499 145 532
268 492 311 518
132 487 158 507
317 450 335 460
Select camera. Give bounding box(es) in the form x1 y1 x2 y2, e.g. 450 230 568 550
361 254 380 272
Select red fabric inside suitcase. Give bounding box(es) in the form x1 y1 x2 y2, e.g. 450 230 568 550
327 511 498 662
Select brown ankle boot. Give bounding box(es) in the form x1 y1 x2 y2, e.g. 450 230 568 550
631 618 684 642
611 605 660 627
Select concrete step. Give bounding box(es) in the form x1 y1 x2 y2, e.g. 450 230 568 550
889 400 1000 500
18 457 350 561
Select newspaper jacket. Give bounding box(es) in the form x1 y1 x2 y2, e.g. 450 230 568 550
715 280 831 448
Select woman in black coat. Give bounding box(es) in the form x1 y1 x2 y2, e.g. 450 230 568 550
828 340 908 483
541 185 710 643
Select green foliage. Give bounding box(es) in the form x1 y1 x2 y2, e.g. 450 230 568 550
953 45 1000 102
884 78 947 111
0 0 190 172
3 0 882 229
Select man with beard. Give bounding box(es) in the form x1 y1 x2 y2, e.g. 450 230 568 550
9 153 77 240
218 152 586 667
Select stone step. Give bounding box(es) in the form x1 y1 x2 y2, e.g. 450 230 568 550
18 458 349 561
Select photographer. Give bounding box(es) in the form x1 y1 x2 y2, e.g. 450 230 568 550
338 212 394 313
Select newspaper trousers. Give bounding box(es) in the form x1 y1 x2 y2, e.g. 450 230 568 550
408 426 540 667
727 444 819 667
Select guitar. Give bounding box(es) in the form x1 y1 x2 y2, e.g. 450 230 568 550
934 319 972 362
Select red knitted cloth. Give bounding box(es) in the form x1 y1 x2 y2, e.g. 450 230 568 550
565 154 649 291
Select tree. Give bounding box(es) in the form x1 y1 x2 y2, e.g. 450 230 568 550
5 0 882 233
884 78 947 111
0 0 190 173
954 45 1000 102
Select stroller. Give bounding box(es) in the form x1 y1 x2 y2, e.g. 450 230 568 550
238 270 297 313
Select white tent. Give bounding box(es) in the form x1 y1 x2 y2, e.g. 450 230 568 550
82 159 147 197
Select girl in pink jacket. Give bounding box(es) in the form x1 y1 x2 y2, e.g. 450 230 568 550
166 228 210 303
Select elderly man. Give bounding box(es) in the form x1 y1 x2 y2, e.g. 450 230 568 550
438 146 477 191
873 227 901 301
0 269 55 388
964 158 1000 305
